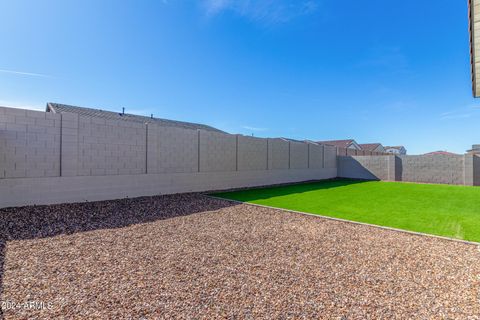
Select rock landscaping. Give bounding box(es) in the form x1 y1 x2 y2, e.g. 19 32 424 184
0 193 479 319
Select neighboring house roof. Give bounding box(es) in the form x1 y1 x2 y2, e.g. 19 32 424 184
469 0 480 97
317 139 360 149
281 137 306 143
46 103 225 133
384 146 405 150
467 144 480 153
423 151 459 156
358 143 383 152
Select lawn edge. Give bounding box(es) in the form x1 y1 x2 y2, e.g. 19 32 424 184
205 195 480 246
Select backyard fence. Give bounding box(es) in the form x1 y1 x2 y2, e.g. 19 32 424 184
336 147 388 156
338 154 480 186
0 106 337 207
1 105 478 208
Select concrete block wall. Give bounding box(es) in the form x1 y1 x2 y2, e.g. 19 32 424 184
323 145 338 168
308 143 324 169
77 116 147 176
149 126 198 174
289 141 309 169
268 138 289 170
0 106 338 207
338 156 392 180
474 155 480 186
398 155 465 185
0 107 61 178
339 154 474 186
237 135 268 171
198 130 237 172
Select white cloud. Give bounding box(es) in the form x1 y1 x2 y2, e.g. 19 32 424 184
242 125 268 131
439 104 480 120
202 0 321 24
0 69 52 78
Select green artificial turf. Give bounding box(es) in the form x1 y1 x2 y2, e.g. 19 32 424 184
212 179 480 242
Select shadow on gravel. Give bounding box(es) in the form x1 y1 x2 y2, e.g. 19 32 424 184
212 179 370 202
0 193 236 319
0 239 4 320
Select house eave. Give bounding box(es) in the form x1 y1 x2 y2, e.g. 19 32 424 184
470 0 480 97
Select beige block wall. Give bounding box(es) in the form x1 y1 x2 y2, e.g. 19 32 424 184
268 138 289 170
289 141 308 169
0 107 61 178
150 126 198 174
237 135 268 171
199 130 236 172
77 115 146 176
474 155 480 186
399 155 465 185
339 155 471 186
0 106 341 208
323 145 337 168
338 155 392 180
0 168 337 208
308 143 324 169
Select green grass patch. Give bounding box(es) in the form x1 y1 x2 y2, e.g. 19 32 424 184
212 179 480 242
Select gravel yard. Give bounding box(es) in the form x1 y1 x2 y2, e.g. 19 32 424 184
0 193 479 319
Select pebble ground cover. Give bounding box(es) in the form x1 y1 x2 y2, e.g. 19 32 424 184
0 193 479 318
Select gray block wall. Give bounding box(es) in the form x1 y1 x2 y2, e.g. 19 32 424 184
150 126 198 174
338 156 393 180
268 138 289 170
323 145 337 168
475 155 480 186
198 130 236 172
339 154 476 186
398 155 465 185
0 106 338 207
0 107 61 178
289 141 309 169
237 135 268 171
77 115 147 176
2 105 477 209
308 143 324 169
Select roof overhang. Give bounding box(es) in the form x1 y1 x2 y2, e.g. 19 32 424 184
469 0 480 97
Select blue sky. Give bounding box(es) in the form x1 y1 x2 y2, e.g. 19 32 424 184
0 0 478 154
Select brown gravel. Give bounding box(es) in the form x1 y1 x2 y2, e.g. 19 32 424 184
0 193 479 319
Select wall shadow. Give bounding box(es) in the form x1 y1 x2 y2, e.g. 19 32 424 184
211 178 370 202
0 193 237 319
395 156 403 181
338 157 384 181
